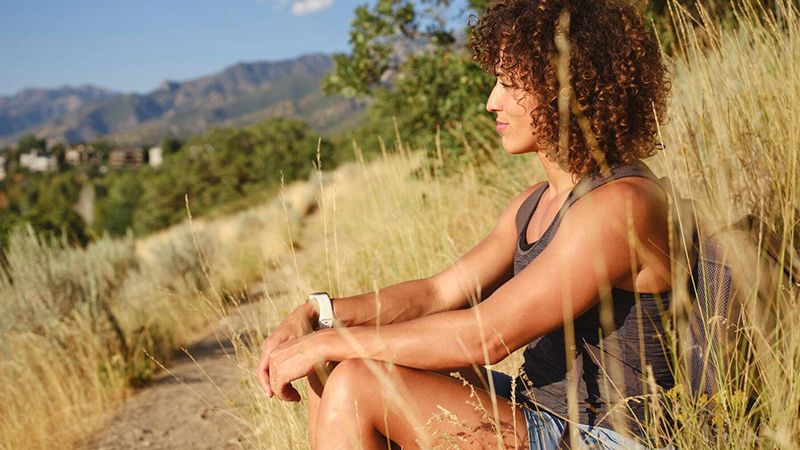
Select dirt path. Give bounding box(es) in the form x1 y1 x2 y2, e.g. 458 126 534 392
77 294 271 450
78 180 328 450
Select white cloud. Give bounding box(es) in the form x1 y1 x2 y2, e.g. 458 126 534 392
291 0 333 15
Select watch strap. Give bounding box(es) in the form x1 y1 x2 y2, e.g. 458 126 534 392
308 292 334 329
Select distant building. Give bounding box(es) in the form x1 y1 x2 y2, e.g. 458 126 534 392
148 147 163 167
109 148 144 169
0 156 6 181
20 149 58 172
66 144 102 166
65 149 80 165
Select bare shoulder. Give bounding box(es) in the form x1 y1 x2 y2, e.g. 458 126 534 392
564 175 671 258
592 176 669 221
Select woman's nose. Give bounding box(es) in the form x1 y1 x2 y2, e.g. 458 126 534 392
486 84 503 113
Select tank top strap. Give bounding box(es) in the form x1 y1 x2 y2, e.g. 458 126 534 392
515 184 549 236
564 159 662 210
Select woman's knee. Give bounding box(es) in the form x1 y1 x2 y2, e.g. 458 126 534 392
314 359 381 440
319 359 377 403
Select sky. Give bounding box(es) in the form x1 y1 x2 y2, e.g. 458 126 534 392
0 0 366 96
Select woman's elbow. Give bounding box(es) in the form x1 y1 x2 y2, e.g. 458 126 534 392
467 334 511 366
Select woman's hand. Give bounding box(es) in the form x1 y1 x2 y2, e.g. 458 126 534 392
256 303 317 397
267 331 329 402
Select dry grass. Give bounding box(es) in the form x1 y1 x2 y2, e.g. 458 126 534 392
0 174 315 449
230 0 800 448
1 0 798 448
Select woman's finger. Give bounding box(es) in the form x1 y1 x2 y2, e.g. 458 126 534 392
269 350 298 402
256 341 273 397
257 332 287 397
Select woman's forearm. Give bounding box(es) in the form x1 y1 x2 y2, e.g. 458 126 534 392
318 306 504 370
331 277 453 327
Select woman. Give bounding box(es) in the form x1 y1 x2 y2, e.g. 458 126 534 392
256 0 674 448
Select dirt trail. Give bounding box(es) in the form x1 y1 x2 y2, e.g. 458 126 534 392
77 287 275 450
78 180 329 450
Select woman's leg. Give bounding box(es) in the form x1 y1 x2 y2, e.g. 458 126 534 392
307 362 337 450
314 359 530 450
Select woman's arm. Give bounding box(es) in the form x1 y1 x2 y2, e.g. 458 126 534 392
268 181 668 401
325 183 543 327
257 184 540 396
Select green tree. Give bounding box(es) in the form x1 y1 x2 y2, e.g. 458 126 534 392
51 142 67 170
92 139 113 163
161 136 182 155
16 134 47 153
23 173 89 246
132 117 327 234
94 172 143 237
321 0 495 160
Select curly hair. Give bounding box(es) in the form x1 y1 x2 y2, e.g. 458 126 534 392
469 0 670 177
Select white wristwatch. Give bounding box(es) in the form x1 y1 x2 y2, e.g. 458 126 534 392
307 292 335 329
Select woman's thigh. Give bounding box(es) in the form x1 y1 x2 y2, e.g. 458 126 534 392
318 359 530 449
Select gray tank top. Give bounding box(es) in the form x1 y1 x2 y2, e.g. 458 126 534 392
513 159 673 439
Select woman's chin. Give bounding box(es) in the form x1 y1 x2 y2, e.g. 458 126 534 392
500 143 535 155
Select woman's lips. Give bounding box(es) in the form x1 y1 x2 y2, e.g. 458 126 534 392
496 122 509 133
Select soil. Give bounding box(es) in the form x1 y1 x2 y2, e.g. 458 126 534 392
76 290 274 450
78 180 326 450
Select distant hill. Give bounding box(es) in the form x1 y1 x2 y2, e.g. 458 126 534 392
0 53 366 147
0 85 121 138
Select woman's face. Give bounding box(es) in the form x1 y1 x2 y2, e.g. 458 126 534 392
486 75 541 155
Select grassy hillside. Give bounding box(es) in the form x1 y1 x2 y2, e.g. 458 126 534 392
1 0 797 449
231 1 800 448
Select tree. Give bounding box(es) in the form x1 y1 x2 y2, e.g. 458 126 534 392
92 139 113 163
17 134 47 153
321 0 495 159
132 118 327 234
94 172 143 237
23 173 89 246
161 136 182 155
51 143 67 170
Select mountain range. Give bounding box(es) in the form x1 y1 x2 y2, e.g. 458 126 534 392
0 53 366 148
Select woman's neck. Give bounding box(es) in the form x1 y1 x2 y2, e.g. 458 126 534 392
537 151 578 196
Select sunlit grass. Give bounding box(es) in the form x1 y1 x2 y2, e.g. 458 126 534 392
1 0 798 448
232 0 800 447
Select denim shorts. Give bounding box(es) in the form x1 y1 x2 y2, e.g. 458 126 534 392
489 370 657 450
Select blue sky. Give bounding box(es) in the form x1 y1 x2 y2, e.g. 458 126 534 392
0 0 367 96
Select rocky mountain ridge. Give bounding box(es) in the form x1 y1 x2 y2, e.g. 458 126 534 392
1 53 365 147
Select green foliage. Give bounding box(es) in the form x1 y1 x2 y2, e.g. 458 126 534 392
0 171 88 248
94 171 143 237
93 139 113 160
321 0 418 97
16 134 47 153
24 174 89 246
320 0 498 164
131 117 331 235
0 117 336 248
161 136 182 155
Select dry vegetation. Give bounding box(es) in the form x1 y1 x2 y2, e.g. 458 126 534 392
0 174 314 449
1 0 798 448
232 0 800 447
